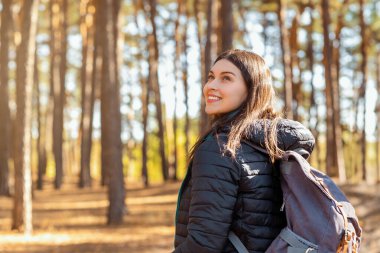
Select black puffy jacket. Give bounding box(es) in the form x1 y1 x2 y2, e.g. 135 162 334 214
173 119 315 253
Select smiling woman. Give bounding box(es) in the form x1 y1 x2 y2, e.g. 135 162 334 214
172 49 316 253
203 59 248 116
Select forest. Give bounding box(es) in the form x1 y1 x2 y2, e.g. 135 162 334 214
0 0 379 252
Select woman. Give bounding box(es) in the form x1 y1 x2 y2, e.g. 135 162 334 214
173 49 315 253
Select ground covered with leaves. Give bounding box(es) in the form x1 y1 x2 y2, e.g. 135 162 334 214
0 180 379 252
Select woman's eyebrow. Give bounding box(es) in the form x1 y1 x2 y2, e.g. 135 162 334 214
220 71 236 76
209 70 236 76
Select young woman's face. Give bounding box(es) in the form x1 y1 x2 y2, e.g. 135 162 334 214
203 59 248 116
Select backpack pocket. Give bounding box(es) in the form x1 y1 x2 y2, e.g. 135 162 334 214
266 227 319 253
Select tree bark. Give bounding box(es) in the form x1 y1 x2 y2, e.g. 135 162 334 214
12 0 39 234
376 48 380 183
34 40 46 191
172 0 183 180
289 10 301 121
0 0 12 196
321 0 346 181
132 0 150 186
79 0 96 188
219 0 233 52
193 0 208 135
146 0 169 181
50 0 66 189
182 3 190 169
201 0 218 134
277 0 293 119
359 0 367 181
99 0 125 225
306 1 320 168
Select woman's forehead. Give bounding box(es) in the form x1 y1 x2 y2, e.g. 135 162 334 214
210 59 241 75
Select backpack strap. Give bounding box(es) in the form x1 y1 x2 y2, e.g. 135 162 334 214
279 228 318 252
228 231 249 253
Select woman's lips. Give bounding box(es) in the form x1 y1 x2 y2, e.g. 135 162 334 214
207 95 221 103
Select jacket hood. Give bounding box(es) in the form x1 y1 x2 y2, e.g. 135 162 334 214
243 119 315 159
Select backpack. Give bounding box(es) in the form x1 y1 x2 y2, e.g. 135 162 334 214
228 144 362 253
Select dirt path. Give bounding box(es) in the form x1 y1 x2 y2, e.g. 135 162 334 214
0 181 379 252
0 181 179 253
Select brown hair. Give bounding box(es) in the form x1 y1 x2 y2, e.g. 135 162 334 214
188 49 284 163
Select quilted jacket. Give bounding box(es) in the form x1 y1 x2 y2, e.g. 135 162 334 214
173 119 315 253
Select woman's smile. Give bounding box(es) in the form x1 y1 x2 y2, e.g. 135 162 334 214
206 95 222 103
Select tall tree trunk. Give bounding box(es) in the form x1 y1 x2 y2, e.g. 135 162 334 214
359 0 367 181
141 72 149 186
277 0 293 119
91 0 107 187
0 0 12 196
331 0 347 178
182 3 190 169
35 41 45 191
306 1 320 168
201 0 218 134
79 0 96 188
321 0 346 181
58 0 68 185
376 48 380 183
99 0 125 225
219 0 233 52
50 0 66 189
132 0 150 186
12 0 39 234
146 0 169 181
194 0 208 136
172 0 183 180
289 10 301 121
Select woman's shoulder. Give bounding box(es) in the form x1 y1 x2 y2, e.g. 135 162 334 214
245 118 315 156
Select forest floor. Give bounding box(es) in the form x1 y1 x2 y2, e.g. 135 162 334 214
0 179 379 253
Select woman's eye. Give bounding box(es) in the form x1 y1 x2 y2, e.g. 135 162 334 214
207 75 214 80
222 76 231 81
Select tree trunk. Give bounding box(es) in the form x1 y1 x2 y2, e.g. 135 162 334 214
219 0 233 52
277 0 293 119
34 41 45 191
182 3 190 169
193 0 208 136
0 0 12 196
376 48 380 183
306 1 320 168
99 0 125 225
289 10 301 121
201 0 218 134
79 0 96 188
91 0 107 187
50 0 66 189
321 0 346 181
172 0 183 180
141 72 149 186
359 0 367 181
146 0 169 181
12 0 39 234
331 0 348 178
132 0 150 186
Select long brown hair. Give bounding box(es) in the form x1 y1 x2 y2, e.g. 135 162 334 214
189 49 283 163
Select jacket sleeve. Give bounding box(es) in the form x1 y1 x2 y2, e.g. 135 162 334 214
173 138 240 253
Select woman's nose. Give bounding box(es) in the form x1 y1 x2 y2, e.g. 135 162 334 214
206 78 218 90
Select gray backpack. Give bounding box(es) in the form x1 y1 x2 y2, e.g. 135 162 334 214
229 146 362 253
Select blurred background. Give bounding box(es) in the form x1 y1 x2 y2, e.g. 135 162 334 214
0 0 379 252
